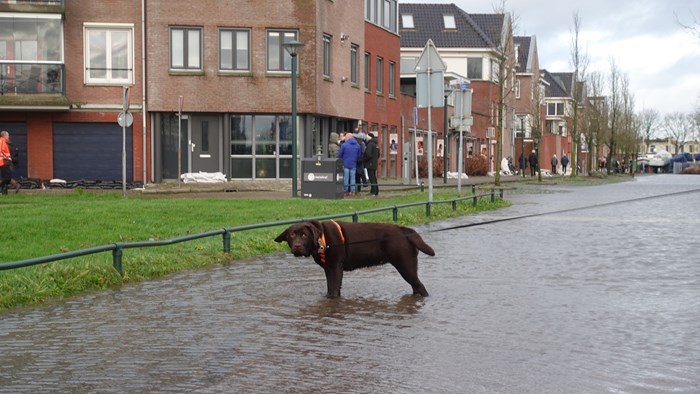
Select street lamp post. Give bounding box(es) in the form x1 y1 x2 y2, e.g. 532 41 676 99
443 87 453 184
520 117 525 178
283 39 304 198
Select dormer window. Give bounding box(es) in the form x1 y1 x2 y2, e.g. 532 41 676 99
443 14 456 29
402 14 414 29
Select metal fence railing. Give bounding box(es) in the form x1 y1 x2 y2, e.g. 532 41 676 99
0 188 503 274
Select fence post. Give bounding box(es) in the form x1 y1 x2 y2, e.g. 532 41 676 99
472 194 477 206
491 189 495 202
393 206 398 221
112 244 123 275
353 212 359 222
472 184 476 195
452 200 457 210
223 230 231 253
426 202 431 217
499 189 504 199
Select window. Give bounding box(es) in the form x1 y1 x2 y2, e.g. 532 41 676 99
547 102 564 116
364 52 370 90
2 14 62 61
366 0 397 32
515 79 520 99
388 61 395 97
85 24 133 83
383 0 391 28
401 14 414 29
350 44 358 84
467 57 482 80
170 27 201 70
323 34 331 78
267 30 298 72
443 15 456 29
201 121 210 153
376 56 383 94
219 29 250 71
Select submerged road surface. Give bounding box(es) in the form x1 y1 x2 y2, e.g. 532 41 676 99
1 174 699 393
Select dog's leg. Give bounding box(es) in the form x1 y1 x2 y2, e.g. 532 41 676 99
324 265 344 298
392 260 429 297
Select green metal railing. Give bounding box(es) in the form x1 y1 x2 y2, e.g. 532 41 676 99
0 188 503 274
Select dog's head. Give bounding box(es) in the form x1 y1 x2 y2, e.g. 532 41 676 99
274 221 322 257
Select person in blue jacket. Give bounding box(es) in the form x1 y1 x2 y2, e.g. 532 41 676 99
338 131 362 197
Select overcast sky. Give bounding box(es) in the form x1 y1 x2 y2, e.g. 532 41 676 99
399 0 700 116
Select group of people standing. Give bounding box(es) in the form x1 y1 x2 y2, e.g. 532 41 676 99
0 130 20 195
330 130 379 197
519 150 569 176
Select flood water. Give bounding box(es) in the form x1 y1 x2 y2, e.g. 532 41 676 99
1 175 699 393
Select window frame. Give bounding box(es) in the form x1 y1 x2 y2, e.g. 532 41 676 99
401 14 414 29
547 102 565 116
170 26 202 71
84 23 134 84
388 61 395 97
322 33 332 78
364 52 371 91
467 57 482 80
350 44 359 85
266 30 299 73
375 56 383 94
219 28 251 72
443 14 456 29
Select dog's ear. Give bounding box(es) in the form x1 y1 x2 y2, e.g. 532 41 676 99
305 222 323 248
274 227 290 243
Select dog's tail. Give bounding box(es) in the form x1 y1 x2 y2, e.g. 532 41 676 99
405 229 435 256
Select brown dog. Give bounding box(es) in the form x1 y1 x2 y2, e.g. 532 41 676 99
275 220 434 298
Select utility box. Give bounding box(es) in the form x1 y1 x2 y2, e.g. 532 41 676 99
301 158 344 199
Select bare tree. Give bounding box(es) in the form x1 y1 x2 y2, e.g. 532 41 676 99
584 70 607 173
606 59 622 174
568 11 589 177
661 112 694 152
637 108 660 153
676 9 700 39
618 77 638 172
492 0 518 186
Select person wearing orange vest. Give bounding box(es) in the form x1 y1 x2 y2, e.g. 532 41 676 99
0 130 12 195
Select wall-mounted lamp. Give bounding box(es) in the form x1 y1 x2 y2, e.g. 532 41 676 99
341 76 348 83
340 33 350 43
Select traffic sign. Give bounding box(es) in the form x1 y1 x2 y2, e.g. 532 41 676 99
117 111 133 127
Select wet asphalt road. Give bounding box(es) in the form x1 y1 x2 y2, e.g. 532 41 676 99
1 174 699 393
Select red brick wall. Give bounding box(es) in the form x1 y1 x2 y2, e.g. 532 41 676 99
145 0 363 120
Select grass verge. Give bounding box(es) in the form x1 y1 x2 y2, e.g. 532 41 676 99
1 190 508 311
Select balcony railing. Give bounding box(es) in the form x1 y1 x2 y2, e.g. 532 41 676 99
0 63 65 96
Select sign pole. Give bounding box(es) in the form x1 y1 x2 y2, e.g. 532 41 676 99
177 96 182 187
122 86 129 197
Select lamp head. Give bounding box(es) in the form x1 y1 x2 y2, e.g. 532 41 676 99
283 39 304 57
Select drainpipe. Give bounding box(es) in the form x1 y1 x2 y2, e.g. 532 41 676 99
141 0 148 184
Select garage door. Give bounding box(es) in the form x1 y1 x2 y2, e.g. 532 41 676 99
0 122 27 178
53 123 132 181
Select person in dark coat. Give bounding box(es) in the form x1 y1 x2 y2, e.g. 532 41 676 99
363 132 380 196
561 154 569 174
354 132 367 193
528 150 538 176
519 153 527 175
551 154 558 174
338 132 362 197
